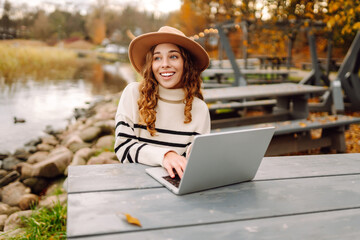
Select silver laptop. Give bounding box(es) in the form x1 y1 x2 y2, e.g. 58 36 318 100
146 127 275 195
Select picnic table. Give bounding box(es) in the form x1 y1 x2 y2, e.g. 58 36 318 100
204 83 327 125
66 153 360 239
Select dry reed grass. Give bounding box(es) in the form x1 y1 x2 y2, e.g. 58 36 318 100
0 43 80 81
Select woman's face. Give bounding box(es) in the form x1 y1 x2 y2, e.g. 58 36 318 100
152 43 184 89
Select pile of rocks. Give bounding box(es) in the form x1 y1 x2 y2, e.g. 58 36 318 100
0 93 121 237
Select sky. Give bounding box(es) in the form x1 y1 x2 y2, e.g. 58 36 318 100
5 0 182 16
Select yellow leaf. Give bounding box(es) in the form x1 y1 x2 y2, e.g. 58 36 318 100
353 22 360 30
299 122 307 127
124 213 142 227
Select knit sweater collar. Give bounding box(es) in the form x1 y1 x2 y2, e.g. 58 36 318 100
158 85 185 103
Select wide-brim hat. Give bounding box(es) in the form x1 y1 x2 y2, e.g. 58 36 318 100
128 26 209 73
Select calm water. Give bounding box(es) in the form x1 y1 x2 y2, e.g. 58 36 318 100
0 63 134 153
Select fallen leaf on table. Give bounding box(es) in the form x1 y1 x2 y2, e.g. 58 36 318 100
299 122 307 127
123 213 142 227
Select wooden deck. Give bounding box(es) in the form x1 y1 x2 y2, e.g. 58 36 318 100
67 153 360 239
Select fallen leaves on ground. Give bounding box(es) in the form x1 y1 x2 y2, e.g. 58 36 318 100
123 213 142 227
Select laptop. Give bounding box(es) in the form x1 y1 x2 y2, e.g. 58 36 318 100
146 127 275 195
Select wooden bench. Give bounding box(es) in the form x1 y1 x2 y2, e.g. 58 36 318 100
212 115 360 156
208 99 277 112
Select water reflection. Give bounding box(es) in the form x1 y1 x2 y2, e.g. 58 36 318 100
0 62 133 153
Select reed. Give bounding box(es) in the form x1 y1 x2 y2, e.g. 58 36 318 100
0 44 81 81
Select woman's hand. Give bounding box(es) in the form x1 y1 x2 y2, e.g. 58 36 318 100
163 151 187 179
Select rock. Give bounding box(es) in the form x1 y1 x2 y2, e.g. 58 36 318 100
94 120 116 134
3 210 33 232
38 193 67 208
41 135 58 146
63 134 83 147
95 135 114 149
0 151 11 161
20 147 73 178
0 215 7 231
36 143 54 152
22 177 49 195
87 151 118 165
24 137 41 147
13 148 30 161
1 181 31 206
67 142 91 153
2 157 22 171
27 151 49 164
0 169 8 179
0 227 26 239
0 171 20 188
19 194 39 210
44 125 59 135
72 148 95 166
79 126 102 142
0 203 20 215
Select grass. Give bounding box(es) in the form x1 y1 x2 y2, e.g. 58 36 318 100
5 200 67 240
0 44 81 82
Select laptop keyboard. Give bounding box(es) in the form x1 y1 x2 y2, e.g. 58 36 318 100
163 175 181 188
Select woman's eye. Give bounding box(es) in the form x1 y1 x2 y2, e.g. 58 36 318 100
153 56 161 61
170 55 178 59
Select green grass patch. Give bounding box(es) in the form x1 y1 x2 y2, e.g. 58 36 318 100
5 200 67 240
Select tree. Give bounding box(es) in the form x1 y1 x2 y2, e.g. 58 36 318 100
31 10 51 40
86 0 107 44
326 0 360 47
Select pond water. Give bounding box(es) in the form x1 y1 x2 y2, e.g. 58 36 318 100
0 63 134 153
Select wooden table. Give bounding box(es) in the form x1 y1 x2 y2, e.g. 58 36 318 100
67 153 360 239
204 83 327 120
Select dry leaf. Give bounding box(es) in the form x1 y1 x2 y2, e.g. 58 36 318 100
299 122 307 127
123 213 142 227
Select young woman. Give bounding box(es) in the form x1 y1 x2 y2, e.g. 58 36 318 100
114 26 210 178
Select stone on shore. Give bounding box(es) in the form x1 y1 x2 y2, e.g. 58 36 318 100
0 203 20 216
1 181 31 206
20 147 73 179
38 193 67 209
87 151 118 165
95 135 114 149
19 194 39 210
22 177 49 195
0 214 7 231
27 151 49 164
79 126 102 142
3 210 33 232
2 157 22 171
0 171 20 188
0 151 11 161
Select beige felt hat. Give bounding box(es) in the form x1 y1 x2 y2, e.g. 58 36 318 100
128 26 209 73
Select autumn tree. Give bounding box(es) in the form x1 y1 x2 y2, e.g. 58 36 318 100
31 10 51 40
86 0 107 44
326 0 360 48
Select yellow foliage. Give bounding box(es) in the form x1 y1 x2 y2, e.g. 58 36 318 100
353 22 360 30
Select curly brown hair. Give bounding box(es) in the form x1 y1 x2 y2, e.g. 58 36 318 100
137 45 204 136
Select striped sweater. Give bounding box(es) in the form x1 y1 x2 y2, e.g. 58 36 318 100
114 82 211 167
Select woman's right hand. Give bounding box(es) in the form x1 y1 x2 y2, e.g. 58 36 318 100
163 151 187 179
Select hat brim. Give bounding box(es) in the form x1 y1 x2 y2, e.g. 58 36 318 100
129 32 209 73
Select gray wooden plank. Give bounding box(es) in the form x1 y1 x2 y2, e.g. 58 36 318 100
67 174 360 237
256 153 360 180
67 154 360 193
67 163 161 194
70 208 360 240
212 115 360 136
203 83 327 102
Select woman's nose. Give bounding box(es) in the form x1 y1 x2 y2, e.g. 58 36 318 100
161 58 170 68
